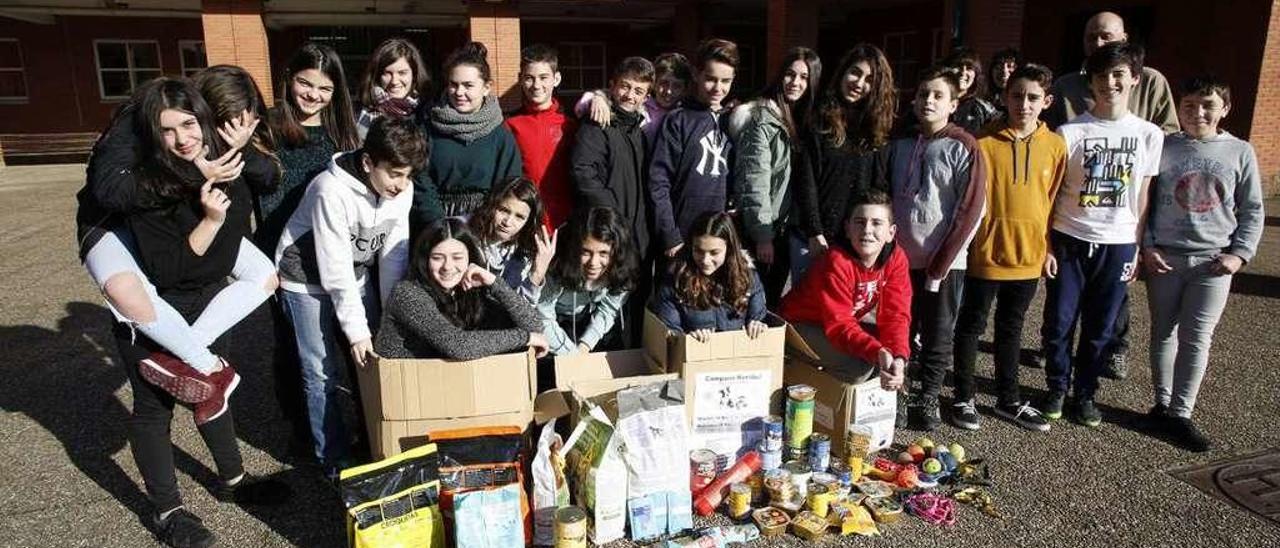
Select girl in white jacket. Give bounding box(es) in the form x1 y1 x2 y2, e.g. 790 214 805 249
274 117 428 476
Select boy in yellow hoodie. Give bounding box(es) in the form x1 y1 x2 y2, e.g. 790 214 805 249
951 64 1066 431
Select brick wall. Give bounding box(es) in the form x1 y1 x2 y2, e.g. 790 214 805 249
1249 0 1280 192
201 0 273 105
468 2 522 111
766 0 819 76
963 0 1026 62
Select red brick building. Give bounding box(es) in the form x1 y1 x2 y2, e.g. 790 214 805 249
1 0 1277 186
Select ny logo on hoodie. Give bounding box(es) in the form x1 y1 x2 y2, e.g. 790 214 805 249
696 132 730 177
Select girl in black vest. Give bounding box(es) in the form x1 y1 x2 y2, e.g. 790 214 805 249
468 176 556 303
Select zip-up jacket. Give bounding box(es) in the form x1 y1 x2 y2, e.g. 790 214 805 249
728 99 792 244
969 121 1066 280
886 123 987 281
276 152 412 343
649 99 733 250
536 278 629 355
780 244 912 363
571 104 651 253
651 267 767 333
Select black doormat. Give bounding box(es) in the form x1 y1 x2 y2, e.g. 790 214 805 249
1168 448 1280 527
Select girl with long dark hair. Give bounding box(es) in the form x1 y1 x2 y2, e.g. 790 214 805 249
651 211 767 341
943 46 999 134
536 207 637 355
375 217 548 359
727 46 821 304
791 43 897 280
467 176 556 302
357 37 431 140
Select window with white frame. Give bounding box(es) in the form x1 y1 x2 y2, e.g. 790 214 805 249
95 40 162 100
179 40 207 77
557 42 607 93
882 31 920 91
0 39 27 102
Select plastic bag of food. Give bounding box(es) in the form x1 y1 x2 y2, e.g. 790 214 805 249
340 443 445 548
531 419 569 545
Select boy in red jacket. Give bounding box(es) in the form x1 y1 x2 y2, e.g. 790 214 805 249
780 190 911 389
506 44 577 229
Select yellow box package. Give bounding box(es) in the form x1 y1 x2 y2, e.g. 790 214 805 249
340 443 445 548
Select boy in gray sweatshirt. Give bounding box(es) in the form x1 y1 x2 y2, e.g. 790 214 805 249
887 67 987 431
1141 75 1263 452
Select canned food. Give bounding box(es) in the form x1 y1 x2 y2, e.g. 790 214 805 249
554 506 588 548
806 483 835 518
791 510 828 541
746 472 764 504
760 446 783 472
690 449 718 493
782 460 812 498
785 385 816 453
763 468 794 504
763 415 784 452
829 461 852 486
753 507 791 536
808 432 831 472
727 483 753 520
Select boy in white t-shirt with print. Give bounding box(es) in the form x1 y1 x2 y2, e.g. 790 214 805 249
1039 42 1163 427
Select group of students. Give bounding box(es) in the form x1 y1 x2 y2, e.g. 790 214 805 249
74 10 1262 547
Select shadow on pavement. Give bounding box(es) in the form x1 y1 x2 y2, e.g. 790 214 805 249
1230 272 1280 299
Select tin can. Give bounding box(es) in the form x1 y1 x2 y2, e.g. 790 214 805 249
806 483 835 518
785 385 816 453
690 449 718 493
829 460 852 486
727 483 753 520
555 506 588 548
746 472 764 504
782 460 812 498
808 433 831 472
762 415 784 452
760 444 783 472
763 468 793 503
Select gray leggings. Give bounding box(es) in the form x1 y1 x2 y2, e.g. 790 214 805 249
1146 253 1233 418
792 322 877 384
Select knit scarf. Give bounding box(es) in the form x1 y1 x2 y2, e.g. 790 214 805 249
610 104 644 130
371 86 418 119
429 96 504 143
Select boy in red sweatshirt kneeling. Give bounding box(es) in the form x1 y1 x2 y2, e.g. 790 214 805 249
780 190 911 390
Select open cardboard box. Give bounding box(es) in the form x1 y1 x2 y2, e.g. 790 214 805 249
358 349 538 460
643 311 787 459
783 325 897 453
534 348 676 429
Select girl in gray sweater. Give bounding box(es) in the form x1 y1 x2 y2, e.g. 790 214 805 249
375 218 548 360
1140 76 1264 452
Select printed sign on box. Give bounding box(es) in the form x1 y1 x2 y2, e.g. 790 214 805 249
690 370 772 457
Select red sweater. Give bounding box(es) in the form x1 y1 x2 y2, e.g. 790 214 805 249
780 245 913 364
505 99 577 229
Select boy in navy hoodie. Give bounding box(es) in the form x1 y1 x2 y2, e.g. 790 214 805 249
649 38 739 259
887 67 986 431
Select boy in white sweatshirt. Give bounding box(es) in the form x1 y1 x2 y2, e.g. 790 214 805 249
275 117 428 475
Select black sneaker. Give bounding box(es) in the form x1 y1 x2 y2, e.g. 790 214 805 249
1101 352 1129 380
896 393 911 429
150 508 216 548
914 394 942 431
1073 398 1102 427
1040 390 1067 420
950 398 981 430
994 401 1051 432
1023 349 1044 369
215 474 293 506
1167 417 1212 453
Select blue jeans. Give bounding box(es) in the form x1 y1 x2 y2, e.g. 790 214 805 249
1040 231 1136 399
279 287 378 470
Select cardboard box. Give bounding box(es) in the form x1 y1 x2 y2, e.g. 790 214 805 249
537 348 675 431
643 311 787 459
782 325 896 452
357 349 537 460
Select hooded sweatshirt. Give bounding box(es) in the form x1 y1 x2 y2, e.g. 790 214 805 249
969 121 1067 280
506 98 578 229
649 99 733 250
571 104 651 253
728 99 793 244
1144 131 1265 262
536 278 629 355
779 244 912 364
886 123 987 281
276 152 412 343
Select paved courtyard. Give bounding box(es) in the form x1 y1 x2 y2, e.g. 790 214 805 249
0 164 1277 547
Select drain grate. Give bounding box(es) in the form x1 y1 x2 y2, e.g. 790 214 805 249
1169 448 1280 527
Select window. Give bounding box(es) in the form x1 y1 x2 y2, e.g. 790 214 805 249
558 42 607 93
179 40 207 77
94 40 162 100
0 39 26 102
882 31 920 91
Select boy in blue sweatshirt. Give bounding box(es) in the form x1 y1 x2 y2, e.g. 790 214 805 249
887 66 986 431
650 38 739 259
